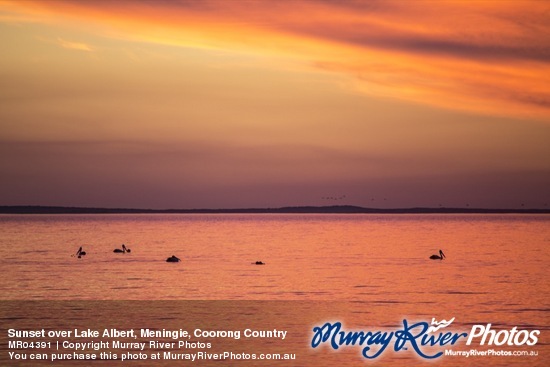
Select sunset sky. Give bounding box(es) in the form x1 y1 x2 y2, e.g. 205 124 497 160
1 0 549 209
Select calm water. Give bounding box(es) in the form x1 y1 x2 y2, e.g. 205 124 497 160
0 214 548 366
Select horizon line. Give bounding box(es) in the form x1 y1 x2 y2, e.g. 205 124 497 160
0 205 549 215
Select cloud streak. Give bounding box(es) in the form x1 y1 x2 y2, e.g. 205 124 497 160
56 37 93 51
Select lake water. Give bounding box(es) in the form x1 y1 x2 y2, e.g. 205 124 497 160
0 214 548 366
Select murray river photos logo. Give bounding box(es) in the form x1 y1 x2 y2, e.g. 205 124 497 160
311 317 540 360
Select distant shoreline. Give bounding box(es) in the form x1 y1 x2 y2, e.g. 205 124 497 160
0 205 549 214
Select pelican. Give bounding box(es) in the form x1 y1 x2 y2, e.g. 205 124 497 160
166 255 181 263
75 246 86 258
113 244 130 253
430 249 446 260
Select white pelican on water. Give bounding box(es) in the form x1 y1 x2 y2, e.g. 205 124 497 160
430 249 446 260
113 244 130 253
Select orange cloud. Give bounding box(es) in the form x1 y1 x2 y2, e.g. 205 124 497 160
1 0 549 120
56 37 93 51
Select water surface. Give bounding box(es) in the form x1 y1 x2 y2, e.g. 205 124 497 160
0 214 548 366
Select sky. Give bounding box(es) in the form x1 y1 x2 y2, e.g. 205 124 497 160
0 0 549 209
